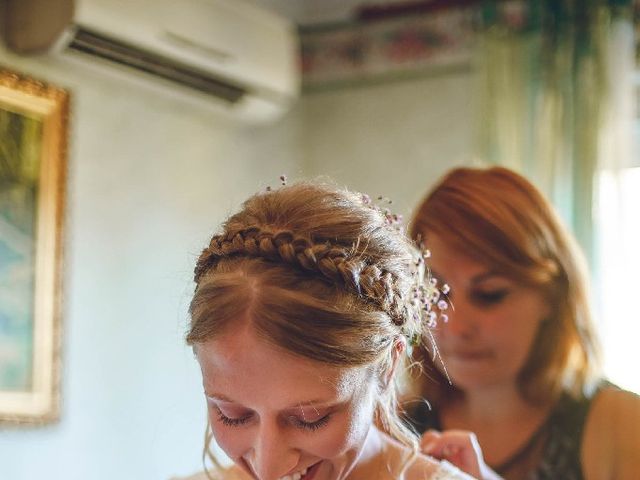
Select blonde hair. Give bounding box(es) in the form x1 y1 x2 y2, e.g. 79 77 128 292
409 166 601 406
189 181 432 467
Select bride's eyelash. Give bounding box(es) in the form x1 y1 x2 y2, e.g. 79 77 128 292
216 408 251 427
215 406 332 432
290 414 331 431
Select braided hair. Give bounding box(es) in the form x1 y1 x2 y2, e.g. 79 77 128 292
188 181 439 451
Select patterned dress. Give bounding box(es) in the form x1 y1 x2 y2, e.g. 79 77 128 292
405 384 612 480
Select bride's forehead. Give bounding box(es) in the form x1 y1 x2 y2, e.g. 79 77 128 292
196 331 373 394
200 342 368 382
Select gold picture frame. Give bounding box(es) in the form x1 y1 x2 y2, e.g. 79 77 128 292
0 67 69 424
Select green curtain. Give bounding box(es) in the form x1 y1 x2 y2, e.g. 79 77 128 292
474 0 634 266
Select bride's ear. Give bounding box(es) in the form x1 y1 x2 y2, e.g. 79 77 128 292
381 336 407 390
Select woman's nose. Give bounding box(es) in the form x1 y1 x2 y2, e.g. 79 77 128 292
249 422 301 480
443 298 478 338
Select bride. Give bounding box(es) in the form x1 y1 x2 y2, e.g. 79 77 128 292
173 181 489 480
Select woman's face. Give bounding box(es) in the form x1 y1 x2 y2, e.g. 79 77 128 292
195 323 378 480
427 234 550 392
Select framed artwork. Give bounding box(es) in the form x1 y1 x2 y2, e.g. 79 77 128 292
0 67 69 424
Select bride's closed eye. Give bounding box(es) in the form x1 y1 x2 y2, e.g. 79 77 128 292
289 413 331 431
215 407 252 427
213 406 332 432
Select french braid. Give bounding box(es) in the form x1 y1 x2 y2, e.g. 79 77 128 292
194 226 412 326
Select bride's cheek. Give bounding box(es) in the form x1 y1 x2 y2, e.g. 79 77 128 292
318 408 372 457
210 424 250 458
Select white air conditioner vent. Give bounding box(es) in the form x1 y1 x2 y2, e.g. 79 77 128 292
58 0 300 123
68 27 247 103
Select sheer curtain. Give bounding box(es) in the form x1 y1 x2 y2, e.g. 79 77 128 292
594 15 638 393
474 0 638 392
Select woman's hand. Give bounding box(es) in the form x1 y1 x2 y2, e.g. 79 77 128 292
421 429 503 480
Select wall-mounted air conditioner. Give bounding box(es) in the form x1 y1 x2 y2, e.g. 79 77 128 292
47 0 300 124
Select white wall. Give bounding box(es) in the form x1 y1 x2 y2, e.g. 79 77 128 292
0 50 474 480
0 46 305 480
300 72 476 219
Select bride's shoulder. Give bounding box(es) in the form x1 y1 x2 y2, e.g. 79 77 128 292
405 455 475 480
376 431 473 480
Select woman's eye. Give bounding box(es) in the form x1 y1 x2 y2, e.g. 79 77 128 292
290 414 331 432
215 407 251 427
472 289 509 305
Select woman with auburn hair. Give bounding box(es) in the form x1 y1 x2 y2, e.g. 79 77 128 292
406 166 640 479
173 181 490 480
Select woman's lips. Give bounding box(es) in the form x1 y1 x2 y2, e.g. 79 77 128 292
301 461 322 480
281 461 322 480
241 457 322 480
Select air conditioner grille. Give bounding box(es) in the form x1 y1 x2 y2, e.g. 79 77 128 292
68 27 246 103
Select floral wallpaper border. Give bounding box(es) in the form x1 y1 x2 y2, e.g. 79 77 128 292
299 7 477 91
